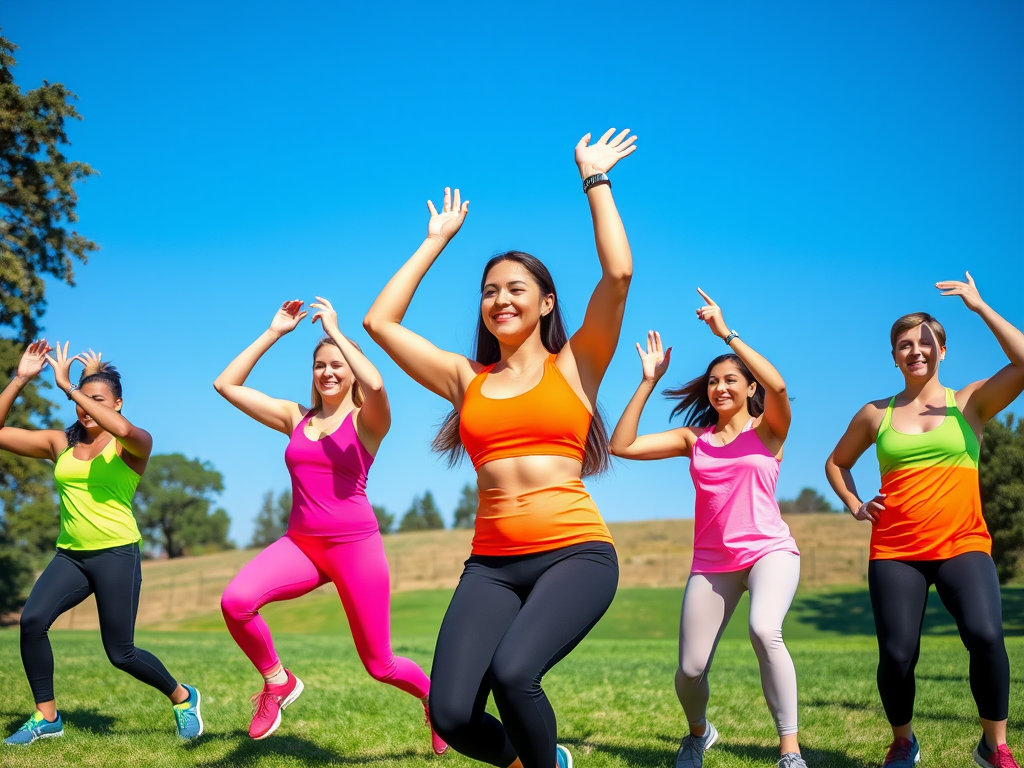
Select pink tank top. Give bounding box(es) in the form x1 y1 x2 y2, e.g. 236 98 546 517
283 411 378 541
688 421 799 573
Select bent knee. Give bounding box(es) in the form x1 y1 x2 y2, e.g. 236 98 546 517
879 640 918 671
19 607 51 637
105 647 138 670
962 624 1005 654
676 662 708 687
220 588 258 621
427 698 473 742
748 621 784 650
362 656 397 683
489 658 539 695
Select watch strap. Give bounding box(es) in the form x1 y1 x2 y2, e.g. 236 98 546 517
582 173 610 193
723 331 739 345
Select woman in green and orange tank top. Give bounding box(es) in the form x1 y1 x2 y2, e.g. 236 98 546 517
826 272 1024 768
0 342 203 746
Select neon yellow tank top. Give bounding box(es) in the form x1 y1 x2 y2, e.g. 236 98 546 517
54 438 143 550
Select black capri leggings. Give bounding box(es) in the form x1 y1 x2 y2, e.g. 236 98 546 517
428 541 618 768
868 551 1009 725
20 543 178 703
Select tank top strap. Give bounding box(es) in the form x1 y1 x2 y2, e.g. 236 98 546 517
877 396 897 437
945 387 957 408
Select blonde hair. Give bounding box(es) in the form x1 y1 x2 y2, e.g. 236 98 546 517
309 337 364 412
890 312 947 350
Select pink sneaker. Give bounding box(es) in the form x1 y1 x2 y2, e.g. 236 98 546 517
423 703 448 755
249 670 304 740
974 737 1020 768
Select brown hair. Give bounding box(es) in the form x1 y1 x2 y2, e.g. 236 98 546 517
890 312 946 350
662 353 766 427
310 337 364 412
65 360 123 447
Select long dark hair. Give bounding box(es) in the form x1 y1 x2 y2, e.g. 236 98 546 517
431 250 611 476
662 353 765 427
65 361 123 448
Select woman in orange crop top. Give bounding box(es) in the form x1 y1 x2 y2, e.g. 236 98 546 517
364 129 636 768
825 273 1024 768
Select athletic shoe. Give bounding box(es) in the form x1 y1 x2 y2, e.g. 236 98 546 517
173 683 204 740
249 669 304 740
556 744 573 768
882 735 921 767
422 703 448 755
778 753 809 768
4 711 63 746
974 736 1021 768
675 721 719 768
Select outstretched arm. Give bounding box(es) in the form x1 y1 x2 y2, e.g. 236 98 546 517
695 288 791 442
938 272 1024 424
0 340 67 460
213 301 307 435
363 187 476 403
609 330 692 460
825 404 886 524
48 344 153 460
310 296 390 440
566 129 637 400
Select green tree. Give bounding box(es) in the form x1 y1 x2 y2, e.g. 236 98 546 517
398 491 445 532
373 504 394 534
250 489 291 547
452 483 478 530
980 413 1024 583
134 454 231 558
778 487 836 514
0 33 97 609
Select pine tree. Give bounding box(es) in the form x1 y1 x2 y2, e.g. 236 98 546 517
452 483 478 529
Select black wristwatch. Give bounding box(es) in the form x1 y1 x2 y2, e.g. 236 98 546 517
582 173 610 193
65 384 79 399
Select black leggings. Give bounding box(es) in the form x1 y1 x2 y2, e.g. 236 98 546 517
20 543 178 703
868 551 1009 725
429 541 618 768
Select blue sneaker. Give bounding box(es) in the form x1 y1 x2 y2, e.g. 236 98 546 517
556 744 573 768
883 734 921 766
172 684 204 740
4 711 64 746
675 721 719 768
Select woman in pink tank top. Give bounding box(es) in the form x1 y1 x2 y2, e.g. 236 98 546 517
214 298 445 752
610 289 805 768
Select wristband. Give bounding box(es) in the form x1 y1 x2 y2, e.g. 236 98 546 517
582 173 610 193
723 331 739 345
65 384 79 399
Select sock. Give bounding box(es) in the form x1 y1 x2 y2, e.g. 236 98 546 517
265 668 288 686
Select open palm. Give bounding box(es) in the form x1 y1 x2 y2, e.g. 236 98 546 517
270 300 307 336
636 330 671 382
575 128 638 178
427 187 469 242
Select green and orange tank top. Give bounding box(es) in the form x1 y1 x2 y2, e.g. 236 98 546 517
872 387 990 560
54 438 143 551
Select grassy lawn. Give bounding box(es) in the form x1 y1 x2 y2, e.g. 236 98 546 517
0 586 1021 767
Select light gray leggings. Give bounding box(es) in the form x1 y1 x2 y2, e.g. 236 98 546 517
675 550 801 737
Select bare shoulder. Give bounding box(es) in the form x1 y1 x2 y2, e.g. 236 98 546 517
853 398 890 435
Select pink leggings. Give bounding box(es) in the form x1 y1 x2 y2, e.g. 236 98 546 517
220 531 429 699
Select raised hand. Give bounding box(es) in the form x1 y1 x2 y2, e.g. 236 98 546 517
852 492 886 525
575 128 638 179
310 296 341 335
635 330 672 383
936 271 986 313
269 300 308 337
426 187 469 243
17 340 53 381
695 288 730 339
44 341 84 393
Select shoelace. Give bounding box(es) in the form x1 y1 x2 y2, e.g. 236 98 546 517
678 734 701 761
251 689 285 719
990 745 1020 768
173 706 190 730
885 739 913 764
17 718 38 733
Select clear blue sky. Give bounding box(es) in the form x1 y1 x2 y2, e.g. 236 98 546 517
4 1 1023 546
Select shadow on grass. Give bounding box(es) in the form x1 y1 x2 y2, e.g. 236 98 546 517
183 730 421 766
794 586 1023 637
62 708 117 735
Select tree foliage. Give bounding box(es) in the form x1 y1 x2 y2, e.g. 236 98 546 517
398 491 445 532
134 454 232 558
373 504 394 534
452 483 478 530
250 489 291 548
778 487 836 514
980 413 1024 583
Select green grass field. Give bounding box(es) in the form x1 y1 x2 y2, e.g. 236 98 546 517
1 586 1021 768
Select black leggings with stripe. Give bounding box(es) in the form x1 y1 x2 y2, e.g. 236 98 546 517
20 543 178 703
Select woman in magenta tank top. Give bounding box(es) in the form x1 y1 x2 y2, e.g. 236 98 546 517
214 298 445 752
610 289 805 768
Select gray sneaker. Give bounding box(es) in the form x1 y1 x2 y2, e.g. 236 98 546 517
675 722 719 768
778 753 808 768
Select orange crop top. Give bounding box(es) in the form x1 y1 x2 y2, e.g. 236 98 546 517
459 354 591 470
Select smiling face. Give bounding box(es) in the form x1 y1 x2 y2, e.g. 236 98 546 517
76 380 122 430
480 259 555 346
707 360 757 417
312 343 355 403
892 322 945 381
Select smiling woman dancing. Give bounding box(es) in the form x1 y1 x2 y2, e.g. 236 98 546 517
0 342 201 746
215 298 444 751
364 128 636 768
826 273 1023 768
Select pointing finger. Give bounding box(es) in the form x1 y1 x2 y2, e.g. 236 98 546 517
696 287 715 305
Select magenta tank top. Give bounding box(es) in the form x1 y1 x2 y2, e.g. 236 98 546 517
688 421 799 573
283 411 379 541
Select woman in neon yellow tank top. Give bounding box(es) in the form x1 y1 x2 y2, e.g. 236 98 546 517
825 272 1024 768
0 341 203 745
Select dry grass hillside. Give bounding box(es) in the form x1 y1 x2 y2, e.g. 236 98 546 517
48 513 869 630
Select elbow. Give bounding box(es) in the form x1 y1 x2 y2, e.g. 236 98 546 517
770 382 788 397
212 378 226 395
362 314 381 339
364 378 385 394
607 266 633 287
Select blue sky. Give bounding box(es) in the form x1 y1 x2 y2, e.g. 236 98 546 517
4 1 1023 546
